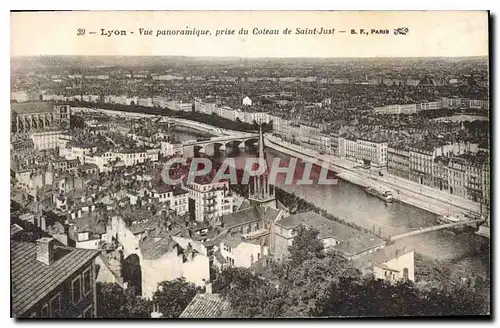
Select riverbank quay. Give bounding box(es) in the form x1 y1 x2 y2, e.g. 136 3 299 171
264 135 484 219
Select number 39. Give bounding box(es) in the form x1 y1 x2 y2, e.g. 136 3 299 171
77 29 86 36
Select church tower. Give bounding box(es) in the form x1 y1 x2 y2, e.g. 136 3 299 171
248 124 276 210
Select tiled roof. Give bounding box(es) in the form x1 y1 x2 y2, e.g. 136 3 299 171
256 206 281 222
139 235 179 260
218 233 244 248
333 234 386 257
353 244 414 271
11 224 24 237
11 241 100 317
69 213 107 235
125 214 165 235
222 207 261 229
179 293 233 318
237 199 252 211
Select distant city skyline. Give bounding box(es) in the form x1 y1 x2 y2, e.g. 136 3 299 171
11 11 488 58
10 55 489 59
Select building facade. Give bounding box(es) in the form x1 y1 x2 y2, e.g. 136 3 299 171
432 153 489 202
12 103 71 134
185 180 233 223
339 137 388 168
409 147 434 186
387 147 410 179
219 235 268 268
11 238 100 318
30 131 72 151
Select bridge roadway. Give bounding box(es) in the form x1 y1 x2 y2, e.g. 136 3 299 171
388 219 486 242
74 107 231 136
182 134 259 147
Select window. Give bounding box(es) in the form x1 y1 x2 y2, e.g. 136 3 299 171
72 276 82 305
50 293 62 318
83 268 92 295
41 304 49 318
83 305 93 318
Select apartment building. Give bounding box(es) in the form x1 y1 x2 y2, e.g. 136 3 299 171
84 150 115 173
418 101 440 111
185 180 233 223
339 137 388 168
113 148 151 167
194 101 217 115
165 101 193 112
432 153 489 202
408 147 434 186
11 90 42 102
139 235 210 298
387 147 410 179
62 143 97 163
217 233 268 268
251 112 270 124
30 131 72 151
373 103 418 115
149 185 189 215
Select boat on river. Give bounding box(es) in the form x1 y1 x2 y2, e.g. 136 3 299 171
437 215 461 225
437 214 475 234
365 187 393 203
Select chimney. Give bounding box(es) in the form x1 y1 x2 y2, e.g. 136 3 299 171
36 237 55 265
39 216 47 232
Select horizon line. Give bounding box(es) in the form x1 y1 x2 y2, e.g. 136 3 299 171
11 54 489 59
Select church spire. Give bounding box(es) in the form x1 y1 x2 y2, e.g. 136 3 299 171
254 124 270 199
248 123 276 210
258 124 265 161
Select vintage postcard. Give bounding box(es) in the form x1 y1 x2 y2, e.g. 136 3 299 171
10 11 490 319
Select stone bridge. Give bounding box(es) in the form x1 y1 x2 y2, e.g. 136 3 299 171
181 134 259 157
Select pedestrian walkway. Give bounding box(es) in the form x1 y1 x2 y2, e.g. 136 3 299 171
377 173 480 214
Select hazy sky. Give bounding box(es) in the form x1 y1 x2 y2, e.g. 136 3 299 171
11 11 489 58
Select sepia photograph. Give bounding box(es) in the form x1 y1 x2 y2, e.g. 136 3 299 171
9 10 491 319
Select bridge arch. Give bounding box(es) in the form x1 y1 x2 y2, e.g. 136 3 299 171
224 139 244 149
243 137 259 147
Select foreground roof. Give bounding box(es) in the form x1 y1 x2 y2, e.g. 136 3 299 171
11 224 24 237
179 293 233 318
276 211 363 241
333 234 386 257
11 241 100 317
352 243 414 271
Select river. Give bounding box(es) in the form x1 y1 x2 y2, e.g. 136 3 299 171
173 127 490 279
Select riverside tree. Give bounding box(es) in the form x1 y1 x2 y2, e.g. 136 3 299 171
215 226 489 318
